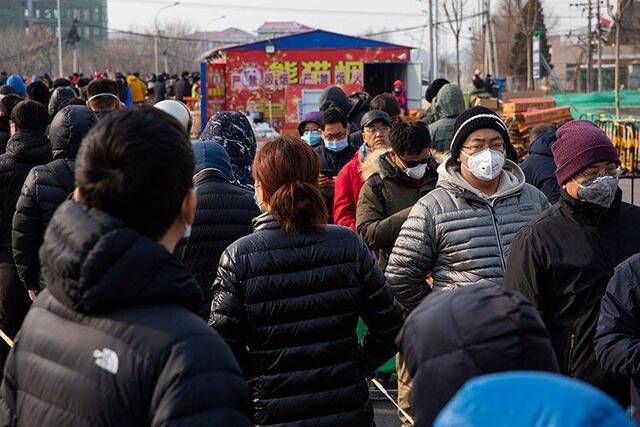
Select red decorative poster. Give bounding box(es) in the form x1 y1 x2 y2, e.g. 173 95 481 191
205 62 226 121
206 46 409 131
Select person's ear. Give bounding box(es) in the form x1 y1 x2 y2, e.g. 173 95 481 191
181 188 197 225
72 187 83 203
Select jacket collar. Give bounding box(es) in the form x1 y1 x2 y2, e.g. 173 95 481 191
559 188 622 226
6 130 51 163
193 168 229 186
41 201 203 315
252 212 281 231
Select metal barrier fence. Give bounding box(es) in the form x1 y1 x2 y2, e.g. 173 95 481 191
595 119 640 205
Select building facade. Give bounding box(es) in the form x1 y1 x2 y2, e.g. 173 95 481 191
0 0 107 40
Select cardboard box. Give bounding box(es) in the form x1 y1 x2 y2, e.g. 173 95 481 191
503 97 556 115
502 90 546 101
516 106 572 132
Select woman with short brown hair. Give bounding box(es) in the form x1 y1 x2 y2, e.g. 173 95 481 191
210 135 401 426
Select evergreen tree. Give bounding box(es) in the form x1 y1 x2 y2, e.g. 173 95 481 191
509 0 551 84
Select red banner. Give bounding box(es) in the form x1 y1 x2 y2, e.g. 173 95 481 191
222 47 409 130
205 62 226 121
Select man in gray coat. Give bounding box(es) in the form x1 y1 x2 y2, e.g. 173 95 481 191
386 106 549 315
385 106 549 426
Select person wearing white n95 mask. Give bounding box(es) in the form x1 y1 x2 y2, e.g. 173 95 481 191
384 106 550 426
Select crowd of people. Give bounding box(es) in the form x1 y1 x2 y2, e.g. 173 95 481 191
0 71 638 427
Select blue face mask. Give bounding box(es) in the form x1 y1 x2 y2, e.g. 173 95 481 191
324 138 349 153
302 130 323 146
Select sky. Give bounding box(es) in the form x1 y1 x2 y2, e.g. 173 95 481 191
105 0 590 56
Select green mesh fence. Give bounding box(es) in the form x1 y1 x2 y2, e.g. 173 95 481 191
550 90 640 120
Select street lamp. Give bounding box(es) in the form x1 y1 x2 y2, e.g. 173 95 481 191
205 15 226 32
154 1 180 76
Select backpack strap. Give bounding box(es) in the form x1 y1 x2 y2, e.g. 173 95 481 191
47 159 75 196
366 174 387 215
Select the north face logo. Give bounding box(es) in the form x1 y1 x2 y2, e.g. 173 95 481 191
93 348 119 374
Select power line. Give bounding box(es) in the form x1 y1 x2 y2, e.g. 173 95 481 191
106 0 421 17
362 10 486 37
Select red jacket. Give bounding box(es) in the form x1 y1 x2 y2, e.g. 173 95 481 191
333 151 365 231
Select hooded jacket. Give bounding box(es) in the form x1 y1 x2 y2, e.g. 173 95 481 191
505 189 640 404
0 202 252 426
47 87 77 122
357 150 438 270
595 253 640 422
398 283 559 426
428 84 465 154
175 141 260 316
521 130 560 204
200 111 257 190
0 130 51 258
386 156 549 315
127 75 147 103
434 372 635 427
5 75 25 97
210 212 402 426
12 106 97 291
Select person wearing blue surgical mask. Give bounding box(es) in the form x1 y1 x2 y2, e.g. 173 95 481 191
298 111 323 147
315 107 358 223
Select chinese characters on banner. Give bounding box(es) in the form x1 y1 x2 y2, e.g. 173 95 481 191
229 60 365 92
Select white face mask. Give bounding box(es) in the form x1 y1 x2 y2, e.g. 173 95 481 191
405 163 428 180
462 148 505 181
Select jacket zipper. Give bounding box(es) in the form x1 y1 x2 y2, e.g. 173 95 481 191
488 202 506 271
568 332 576 374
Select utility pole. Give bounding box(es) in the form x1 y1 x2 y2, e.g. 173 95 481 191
434 0 439 79
56 0 63 78
596 0 603 91
587 0 593 92
429 0 434 82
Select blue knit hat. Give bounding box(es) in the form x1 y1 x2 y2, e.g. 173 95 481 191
192 140 232 180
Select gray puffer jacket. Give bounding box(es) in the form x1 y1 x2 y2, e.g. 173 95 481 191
386 156 549 314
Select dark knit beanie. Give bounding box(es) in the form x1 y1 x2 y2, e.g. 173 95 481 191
450 106 511 160
425 78 450 103
552 120 620 185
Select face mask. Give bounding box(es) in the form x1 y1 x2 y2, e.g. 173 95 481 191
463 148 505 181
575 176 619 208
254 192 266 212
405 163 428 180
302 130 322 146
324 138 349 153
394 88 401 94
182 224 192 239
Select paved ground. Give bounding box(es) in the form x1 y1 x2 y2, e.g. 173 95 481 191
374 399 401 426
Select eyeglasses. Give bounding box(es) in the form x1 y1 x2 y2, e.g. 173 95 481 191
364 125 390 135
575 166 622 183
398 155 430 168
461 141 505 154
323 132 347 140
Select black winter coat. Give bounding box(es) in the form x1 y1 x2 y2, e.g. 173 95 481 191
174 78 192 102
397 283 558 426
210 213 402 426
12 106 96 291
0 130 51 257
0 202 252 426
521 131 560 204
504 189 640 404
595 253 640 423
315 144 359 223
175 170 259 313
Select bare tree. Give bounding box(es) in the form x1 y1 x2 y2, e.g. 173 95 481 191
442 0 464 87
515 0 541 90
606 0 634 118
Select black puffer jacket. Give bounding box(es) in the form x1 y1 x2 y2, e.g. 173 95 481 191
595 253 640 423
210 213 402 426
175 169 259 312
0 201 252 426
0 130 51 257
505 189 640 404
398 283 559 426
12 106 96 291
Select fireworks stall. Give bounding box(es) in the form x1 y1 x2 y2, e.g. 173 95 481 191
199 29 420 133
